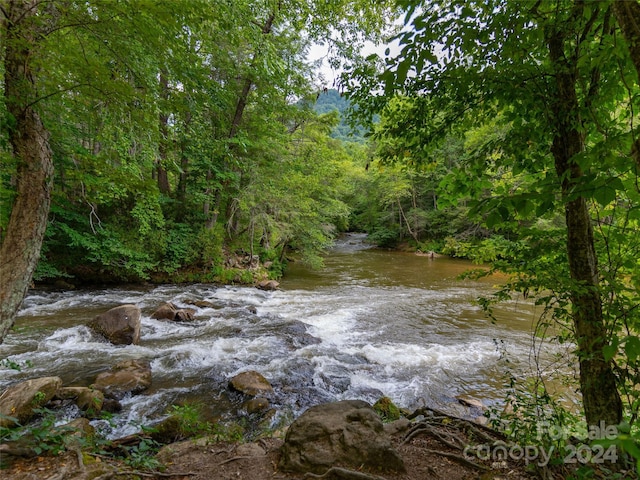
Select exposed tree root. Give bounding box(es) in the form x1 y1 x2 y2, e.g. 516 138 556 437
303 466 389 480
111 469 197 477
85 452 196 477
401 406 508 473
218 455 254 466
422 448 490 472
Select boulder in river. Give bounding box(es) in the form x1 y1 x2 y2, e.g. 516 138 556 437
244 397 270 414
0 376 63 428
91 359 152 399
173 309 195 322
256 280 279 291
229 371 273 397
279 399 405 475
56 386 104 416
456 394 485 411
151 302 178 320
88 304 141 345
151 302 196 322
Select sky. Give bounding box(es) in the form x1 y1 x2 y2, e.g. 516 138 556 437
307 39 402 89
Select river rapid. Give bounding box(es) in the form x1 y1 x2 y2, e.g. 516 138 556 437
0 234 570 438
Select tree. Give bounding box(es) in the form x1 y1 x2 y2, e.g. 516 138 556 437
345 0 636 429
0 0 398 344
545 3 622 427
0 0 209 340
198 0 398 231
0 0 56 343
612 0 640 166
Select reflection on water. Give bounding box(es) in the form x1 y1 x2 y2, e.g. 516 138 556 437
0 233 575 438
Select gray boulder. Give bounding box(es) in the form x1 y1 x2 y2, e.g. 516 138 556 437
88 304 141 345
279 400 405 474
0 376 62 428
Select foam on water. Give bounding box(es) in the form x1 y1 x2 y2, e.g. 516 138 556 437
18 289 150 317
39 325 98 349
1 243 573 437
356 340 499 372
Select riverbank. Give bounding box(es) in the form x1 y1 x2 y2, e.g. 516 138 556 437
1 239 584 478
3 406 542 480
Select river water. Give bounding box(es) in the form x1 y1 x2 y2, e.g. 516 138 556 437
0 234 570 438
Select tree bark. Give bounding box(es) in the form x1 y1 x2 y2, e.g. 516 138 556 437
547 27 622 428
177 111 192 203
0 1 55 343
157 71 171 195
613 0 640 167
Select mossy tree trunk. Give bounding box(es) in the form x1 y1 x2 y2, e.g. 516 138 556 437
547 21 622 429
613 0 640 167
0 1 55 343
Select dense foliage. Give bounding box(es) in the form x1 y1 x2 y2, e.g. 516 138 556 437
344 0 640 471
4 0 640 473
0 0 396 285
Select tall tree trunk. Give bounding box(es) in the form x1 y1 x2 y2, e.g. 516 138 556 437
613 0 640 167
204 10 278 230
157 71 171 195
547 28 622 428
177 111 192 203
0 1 55 343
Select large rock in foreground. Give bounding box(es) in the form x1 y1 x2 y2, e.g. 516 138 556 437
88 304 141 345
91 359 152 399
279 400 405 475
0 377 62 428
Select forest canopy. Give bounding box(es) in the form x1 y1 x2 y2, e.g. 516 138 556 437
3 0 640 470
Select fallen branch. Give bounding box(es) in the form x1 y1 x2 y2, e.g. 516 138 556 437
303 466 389 480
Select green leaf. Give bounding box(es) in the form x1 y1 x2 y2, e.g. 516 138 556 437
624 336 640 362
603 338 618 361
593 185 617 207
395 61 411 85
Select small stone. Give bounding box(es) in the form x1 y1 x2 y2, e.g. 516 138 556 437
244 397 270 414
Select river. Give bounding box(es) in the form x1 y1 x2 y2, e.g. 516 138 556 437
0 234 570 438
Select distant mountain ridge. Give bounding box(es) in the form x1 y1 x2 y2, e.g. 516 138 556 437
313 89 365 142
